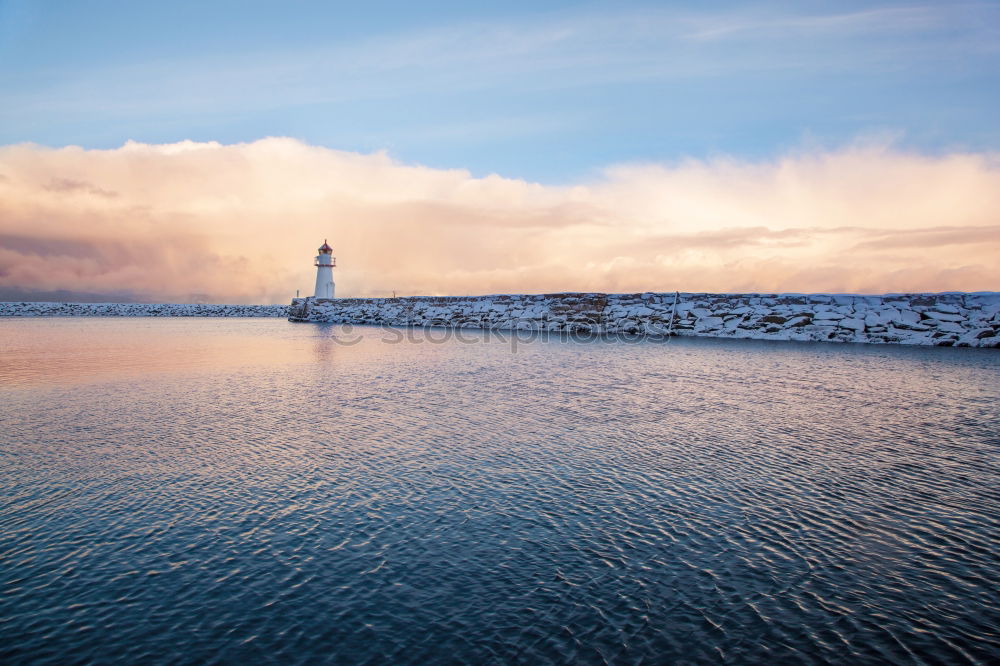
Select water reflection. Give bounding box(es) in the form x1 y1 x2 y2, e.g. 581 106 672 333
1 318 999 664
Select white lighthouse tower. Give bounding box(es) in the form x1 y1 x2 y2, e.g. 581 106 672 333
313 239 336 299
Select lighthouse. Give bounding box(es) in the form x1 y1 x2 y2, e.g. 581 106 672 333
313 239 336 299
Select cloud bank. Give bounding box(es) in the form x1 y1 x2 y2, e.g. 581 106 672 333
0 138 997 303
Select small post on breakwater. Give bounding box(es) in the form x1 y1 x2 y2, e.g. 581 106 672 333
668 291 679 336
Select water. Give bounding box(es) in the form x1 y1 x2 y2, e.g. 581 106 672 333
2 318 998 664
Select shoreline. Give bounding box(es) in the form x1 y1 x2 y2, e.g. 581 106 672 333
289 291 1000 348
3 291 998 347
0 302 288 317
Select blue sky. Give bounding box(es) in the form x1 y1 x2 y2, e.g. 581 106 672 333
1 0 998 182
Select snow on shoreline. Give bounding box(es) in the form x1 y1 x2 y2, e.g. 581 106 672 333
290 291 1000 348
4 292 999 347
0 302 288 317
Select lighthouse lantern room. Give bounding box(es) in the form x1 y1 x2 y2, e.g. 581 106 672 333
313 240 336 299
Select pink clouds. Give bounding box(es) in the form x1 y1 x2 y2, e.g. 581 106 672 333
0 138 997 303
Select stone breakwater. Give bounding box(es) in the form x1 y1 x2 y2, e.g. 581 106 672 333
0 302 288 317
290 292 1000 348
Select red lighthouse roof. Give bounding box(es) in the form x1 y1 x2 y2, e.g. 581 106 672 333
318 239 333 254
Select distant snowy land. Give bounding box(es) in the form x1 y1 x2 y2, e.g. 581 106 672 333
0 302 288 317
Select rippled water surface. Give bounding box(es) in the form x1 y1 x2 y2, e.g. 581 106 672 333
2 318 999 664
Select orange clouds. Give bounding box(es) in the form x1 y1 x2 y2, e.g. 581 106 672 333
0 138 997 303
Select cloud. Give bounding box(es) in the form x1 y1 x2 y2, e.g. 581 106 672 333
0 137 998 303
43 177 118 197
850 225 1000 250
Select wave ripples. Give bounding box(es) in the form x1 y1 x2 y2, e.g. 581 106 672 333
1 318 999 664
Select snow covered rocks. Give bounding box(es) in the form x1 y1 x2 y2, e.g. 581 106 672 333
289 292 1000 348
8 293 995 347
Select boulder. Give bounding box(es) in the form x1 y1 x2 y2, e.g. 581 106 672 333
926 311 965 323
893 320 930 331
695 316 725 330
839 317 865 331
934 321 966 334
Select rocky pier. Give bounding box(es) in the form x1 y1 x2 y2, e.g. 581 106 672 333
289 292 1000 348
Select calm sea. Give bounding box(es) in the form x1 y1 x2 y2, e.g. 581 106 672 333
2 318 998 664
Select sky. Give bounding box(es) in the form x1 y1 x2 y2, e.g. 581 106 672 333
0 1 998 302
